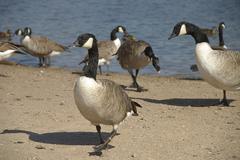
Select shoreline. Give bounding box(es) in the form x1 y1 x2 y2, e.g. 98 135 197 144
0 60 202 80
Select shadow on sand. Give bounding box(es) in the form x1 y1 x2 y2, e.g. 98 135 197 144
1 129 110 146
132 97 234 107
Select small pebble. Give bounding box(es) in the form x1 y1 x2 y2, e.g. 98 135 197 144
131 153 137 158
14 141 24 144
15 98 21 101
60 101 65 105
35 145 46 149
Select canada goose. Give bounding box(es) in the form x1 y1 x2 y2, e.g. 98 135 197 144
0 42 26 61
0 29 11 42
15 27 67 67
200 26 218 37
191 22 227 72
169 21 240 106
212 22 227 50
79 26 127 75
116 34 160 92
72 33 142 152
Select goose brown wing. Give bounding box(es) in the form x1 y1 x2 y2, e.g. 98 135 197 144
98 79 133 121
30 35 65 53
98 40 117 59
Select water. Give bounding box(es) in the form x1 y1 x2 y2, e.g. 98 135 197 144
1 0 240 76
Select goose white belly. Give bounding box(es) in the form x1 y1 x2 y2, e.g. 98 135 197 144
74 76 109 125
49 51 62 56
98 58 110 66
0 50 15 61
195 42 240 91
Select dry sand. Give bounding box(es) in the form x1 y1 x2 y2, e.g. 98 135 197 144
0 64 239 160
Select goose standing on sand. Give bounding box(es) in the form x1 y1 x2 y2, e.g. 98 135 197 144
0 42 26 61
191 22 227 72
72 33 142 152
117 34 160 92
79 26 127 75
15 27 67 67
169 21 240 106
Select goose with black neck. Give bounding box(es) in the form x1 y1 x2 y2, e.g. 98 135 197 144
79 26 127 75
190 22 227 72
169 21 240 106
72 33 142 152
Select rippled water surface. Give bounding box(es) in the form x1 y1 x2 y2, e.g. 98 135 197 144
1 0 240 76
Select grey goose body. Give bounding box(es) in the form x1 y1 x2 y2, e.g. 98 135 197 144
117 34 160 92
15 27 67 67
73 33 141 152
80 26 127 75
169 21 240 106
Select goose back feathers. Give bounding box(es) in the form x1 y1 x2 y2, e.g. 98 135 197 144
118 39 152 69
22 34 66 57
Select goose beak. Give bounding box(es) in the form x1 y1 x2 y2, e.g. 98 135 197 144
168 33 177 40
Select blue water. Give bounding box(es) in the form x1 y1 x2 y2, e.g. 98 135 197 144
1 0 240 76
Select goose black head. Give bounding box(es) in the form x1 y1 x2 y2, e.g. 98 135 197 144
24 27 32 36
116 25 127 34
219 22 225 29
73 33 96 49
168 21 195 40
169 21 209 44
144 46 161 73
15 28 24 36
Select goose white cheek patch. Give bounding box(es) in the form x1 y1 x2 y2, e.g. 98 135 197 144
179 24 187 35
82 37 93 49
118 27 124 33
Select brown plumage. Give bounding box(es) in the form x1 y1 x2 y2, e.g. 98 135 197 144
16 27 67 67
22 35 65 56
0 29 11 42
118 39 152 69
0 42 26 61
117 34 160 92
200 26 218 37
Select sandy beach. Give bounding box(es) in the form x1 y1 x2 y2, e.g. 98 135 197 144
0 64 239 160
